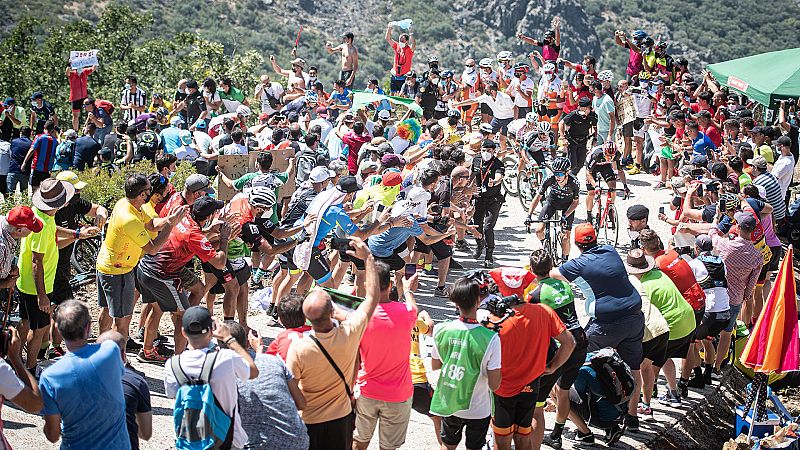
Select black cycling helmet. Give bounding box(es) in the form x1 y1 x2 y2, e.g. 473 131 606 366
447 109 460 118
552 156 571 172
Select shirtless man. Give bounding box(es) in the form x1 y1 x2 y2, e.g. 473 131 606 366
269 55 309 102
325 32 359 89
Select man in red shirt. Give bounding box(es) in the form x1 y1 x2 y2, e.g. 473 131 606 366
337 121 371 175
385 24 416 95
265 294 310 361
696 110 722 148
159 173 212 217
65 64 96 131
135 196 233 362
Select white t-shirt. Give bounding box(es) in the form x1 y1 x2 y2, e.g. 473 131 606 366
508 77 536 108
220 143 248 155
164 347 251 449
208 113 238 137
687 257 730 313
193 131 213 152
632 93 653 118
309 118 333 143
771 153 795 199
431 321 501 419
259 83 286 115
474 92 515 120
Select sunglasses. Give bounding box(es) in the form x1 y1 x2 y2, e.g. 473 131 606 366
554 171 566 177
456 175 470 180
545 71 554 75
465 64 475 68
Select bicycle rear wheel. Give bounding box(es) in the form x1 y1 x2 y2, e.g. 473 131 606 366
502 155 519 197
518 168 539 210
71 237 100 276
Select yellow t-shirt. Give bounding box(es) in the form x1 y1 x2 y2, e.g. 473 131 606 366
96 198 152 275
410 317 430 384
16 208 58 295
141 201 160 239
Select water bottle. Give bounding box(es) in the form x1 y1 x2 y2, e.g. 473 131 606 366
390 18 413 29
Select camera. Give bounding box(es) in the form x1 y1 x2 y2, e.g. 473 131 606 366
330 237 352 252
480 294 521 331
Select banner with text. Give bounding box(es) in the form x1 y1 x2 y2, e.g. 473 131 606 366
69 50 99 69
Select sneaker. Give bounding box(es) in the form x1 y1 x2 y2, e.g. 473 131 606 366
249 278 264 290
657 392 682 408
434 286 450 298
137 347 169 363
455 240 471 252
542 434 562 449
605 424 625 445
654 181 665 190
133 327 145 341
266 315 283 328
572 429 594 444
423 267 438 277
126 337 143 351
637 403 653 417
450 259 464 270
483 258 494 268
626 166 641 175
155 341 174 357
624 413 640 432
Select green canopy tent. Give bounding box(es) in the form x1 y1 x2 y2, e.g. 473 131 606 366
707 48 800 107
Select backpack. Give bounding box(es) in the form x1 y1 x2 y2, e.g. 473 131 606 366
94 99 115 116
170 350 234 450
587 347 635 406
295 147 320 187
135 130 159 162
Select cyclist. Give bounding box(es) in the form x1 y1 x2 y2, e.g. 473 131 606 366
521 120 556 168
585 141 629 225
525 156 580 262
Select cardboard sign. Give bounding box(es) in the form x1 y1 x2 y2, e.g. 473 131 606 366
269 146 297 200
216 154 250 202
70 50 99 69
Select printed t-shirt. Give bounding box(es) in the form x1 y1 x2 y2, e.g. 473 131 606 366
494 303 566 397
430 320 501 419
639 269 696 340
17 208 58 295
357 301 417 402
96 198 152 275
410 318 429 384
139 215 216 278
267 326 312 361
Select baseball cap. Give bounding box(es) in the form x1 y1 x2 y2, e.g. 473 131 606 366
746 155 768 170
776 136 791 147
733 211 757 231
358 160 379 175
695 234 713 252
578 97 592 107
185 174 214 194
368 78 379 86
2 98 14 106
182 306 213 335
179 129 192 145
750 126 766 135
192 196 224 218
315 106 328 117
337 176 361 193
574 223 597 244
691 154 708 167
626 204 650 221
381 171 403 187
30 92 43 100
309 166 334 183
7 206 43 233
378 110 391 121
381 153 405 168
185 80 199 90
481 139 496 149
170 116 185 126
56 170 87 190
258 112 270 122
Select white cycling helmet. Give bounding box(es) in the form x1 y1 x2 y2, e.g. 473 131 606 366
236 105 252 117
479 123 494 134
597 70 614 82
542 63 556 72
525 112 538 123
479 58 493 68
496 51 513 61
536 121 552 133
249 186 277 209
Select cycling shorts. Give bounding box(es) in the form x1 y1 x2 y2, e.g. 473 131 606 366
586 165 617 191
538 201 575 230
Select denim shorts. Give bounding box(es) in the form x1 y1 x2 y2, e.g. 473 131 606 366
724 303 743 332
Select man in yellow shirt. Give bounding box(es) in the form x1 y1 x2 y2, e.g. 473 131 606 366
409 309 442 445
96 173 187 343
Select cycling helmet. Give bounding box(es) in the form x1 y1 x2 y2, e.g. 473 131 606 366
497 51 513 62
602 141 617 156
479 58 493 68
447 109 461 118
441 70 454 79
514 62 530 73
156 107 169 117
427 55 439 63
632 30 648 40
523 112 537 123
236 105 252 117
249 186 277 209
642 37 655 47
536 121 551 133
597 70 614 82
463 269 488 289
656 40 667 49
720 193 739 211
479 123 494 134
552 156 571 172
542 63 556 73
638 70 652 81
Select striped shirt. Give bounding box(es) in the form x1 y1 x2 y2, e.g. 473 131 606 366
708 229 762 307
753 172 786 220
0 218 18 280
31 133 58 173
120 88 147 121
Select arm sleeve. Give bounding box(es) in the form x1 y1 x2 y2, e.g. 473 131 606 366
163 360 178 399
0 360 24 400
547 305 567 337
136 376 152 413
39 377 59 415
233 173 257 191
123 217 153 248
227 350 251 381
285 345 302 380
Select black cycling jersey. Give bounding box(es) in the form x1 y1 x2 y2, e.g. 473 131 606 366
537 173 580 207
585 146 620 171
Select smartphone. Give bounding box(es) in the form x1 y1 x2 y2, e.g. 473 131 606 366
376 204 386 212
331 237 352 252
659 206 665 215
404 263 417 279
696 184 703 197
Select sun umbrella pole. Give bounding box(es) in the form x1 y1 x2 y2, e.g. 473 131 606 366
746 373 767 442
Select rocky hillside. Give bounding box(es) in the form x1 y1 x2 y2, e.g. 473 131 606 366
2 0 800 85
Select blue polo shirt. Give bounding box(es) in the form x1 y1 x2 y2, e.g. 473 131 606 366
559 244 642 323
368 218 423 257
692 132 716 159
160 126 183 155
330 88 352 109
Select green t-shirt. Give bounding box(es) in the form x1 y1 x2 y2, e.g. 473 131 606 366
640 269 696 340
529 278 579 330
17 208 58 295
219 86 246 103
233 171 289 224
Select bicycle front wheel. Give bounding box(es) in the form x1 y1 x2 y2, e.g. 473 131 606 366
518 169 538 209
502 156 519 197
599 204 620 247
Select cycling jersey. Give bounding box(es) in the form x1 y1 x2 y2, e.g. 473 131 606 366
585 145 620 171
522 131 555 156
529 277 587 347
537 173 580 208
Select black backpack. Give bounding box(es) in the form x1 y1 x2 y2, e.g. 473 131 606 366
587 347 635 406
135 130 160 162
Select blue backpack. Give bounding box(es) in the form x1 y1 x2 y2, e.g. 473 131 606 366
170 350 234 450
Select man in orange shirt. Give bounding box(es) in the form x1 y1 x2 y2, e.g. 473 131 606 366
490 296 575 450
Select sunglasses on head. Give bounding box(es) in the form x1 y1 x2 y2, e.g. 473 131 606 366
545 71 554 75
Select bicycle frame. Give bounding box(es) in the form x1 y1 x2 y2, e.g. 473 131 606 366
592 184 619 247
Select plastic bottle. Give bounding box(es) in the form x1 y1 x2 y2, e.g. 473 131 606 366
390 19 413 30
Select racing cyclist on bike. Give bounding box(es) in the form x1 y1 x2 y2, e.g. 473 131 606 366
521 120 556 167
585 141 629 225
525 156 580 262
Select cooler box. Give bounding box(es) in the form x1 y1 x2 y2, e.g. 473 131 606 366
735 405 781 439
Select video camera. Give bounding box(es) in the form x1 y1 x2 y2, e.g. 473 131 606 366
480 294 521 332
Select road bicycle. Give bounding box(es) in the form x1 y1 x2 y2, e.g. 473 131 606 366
591 185 620 247
526 211 564 263
517 159 551 210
